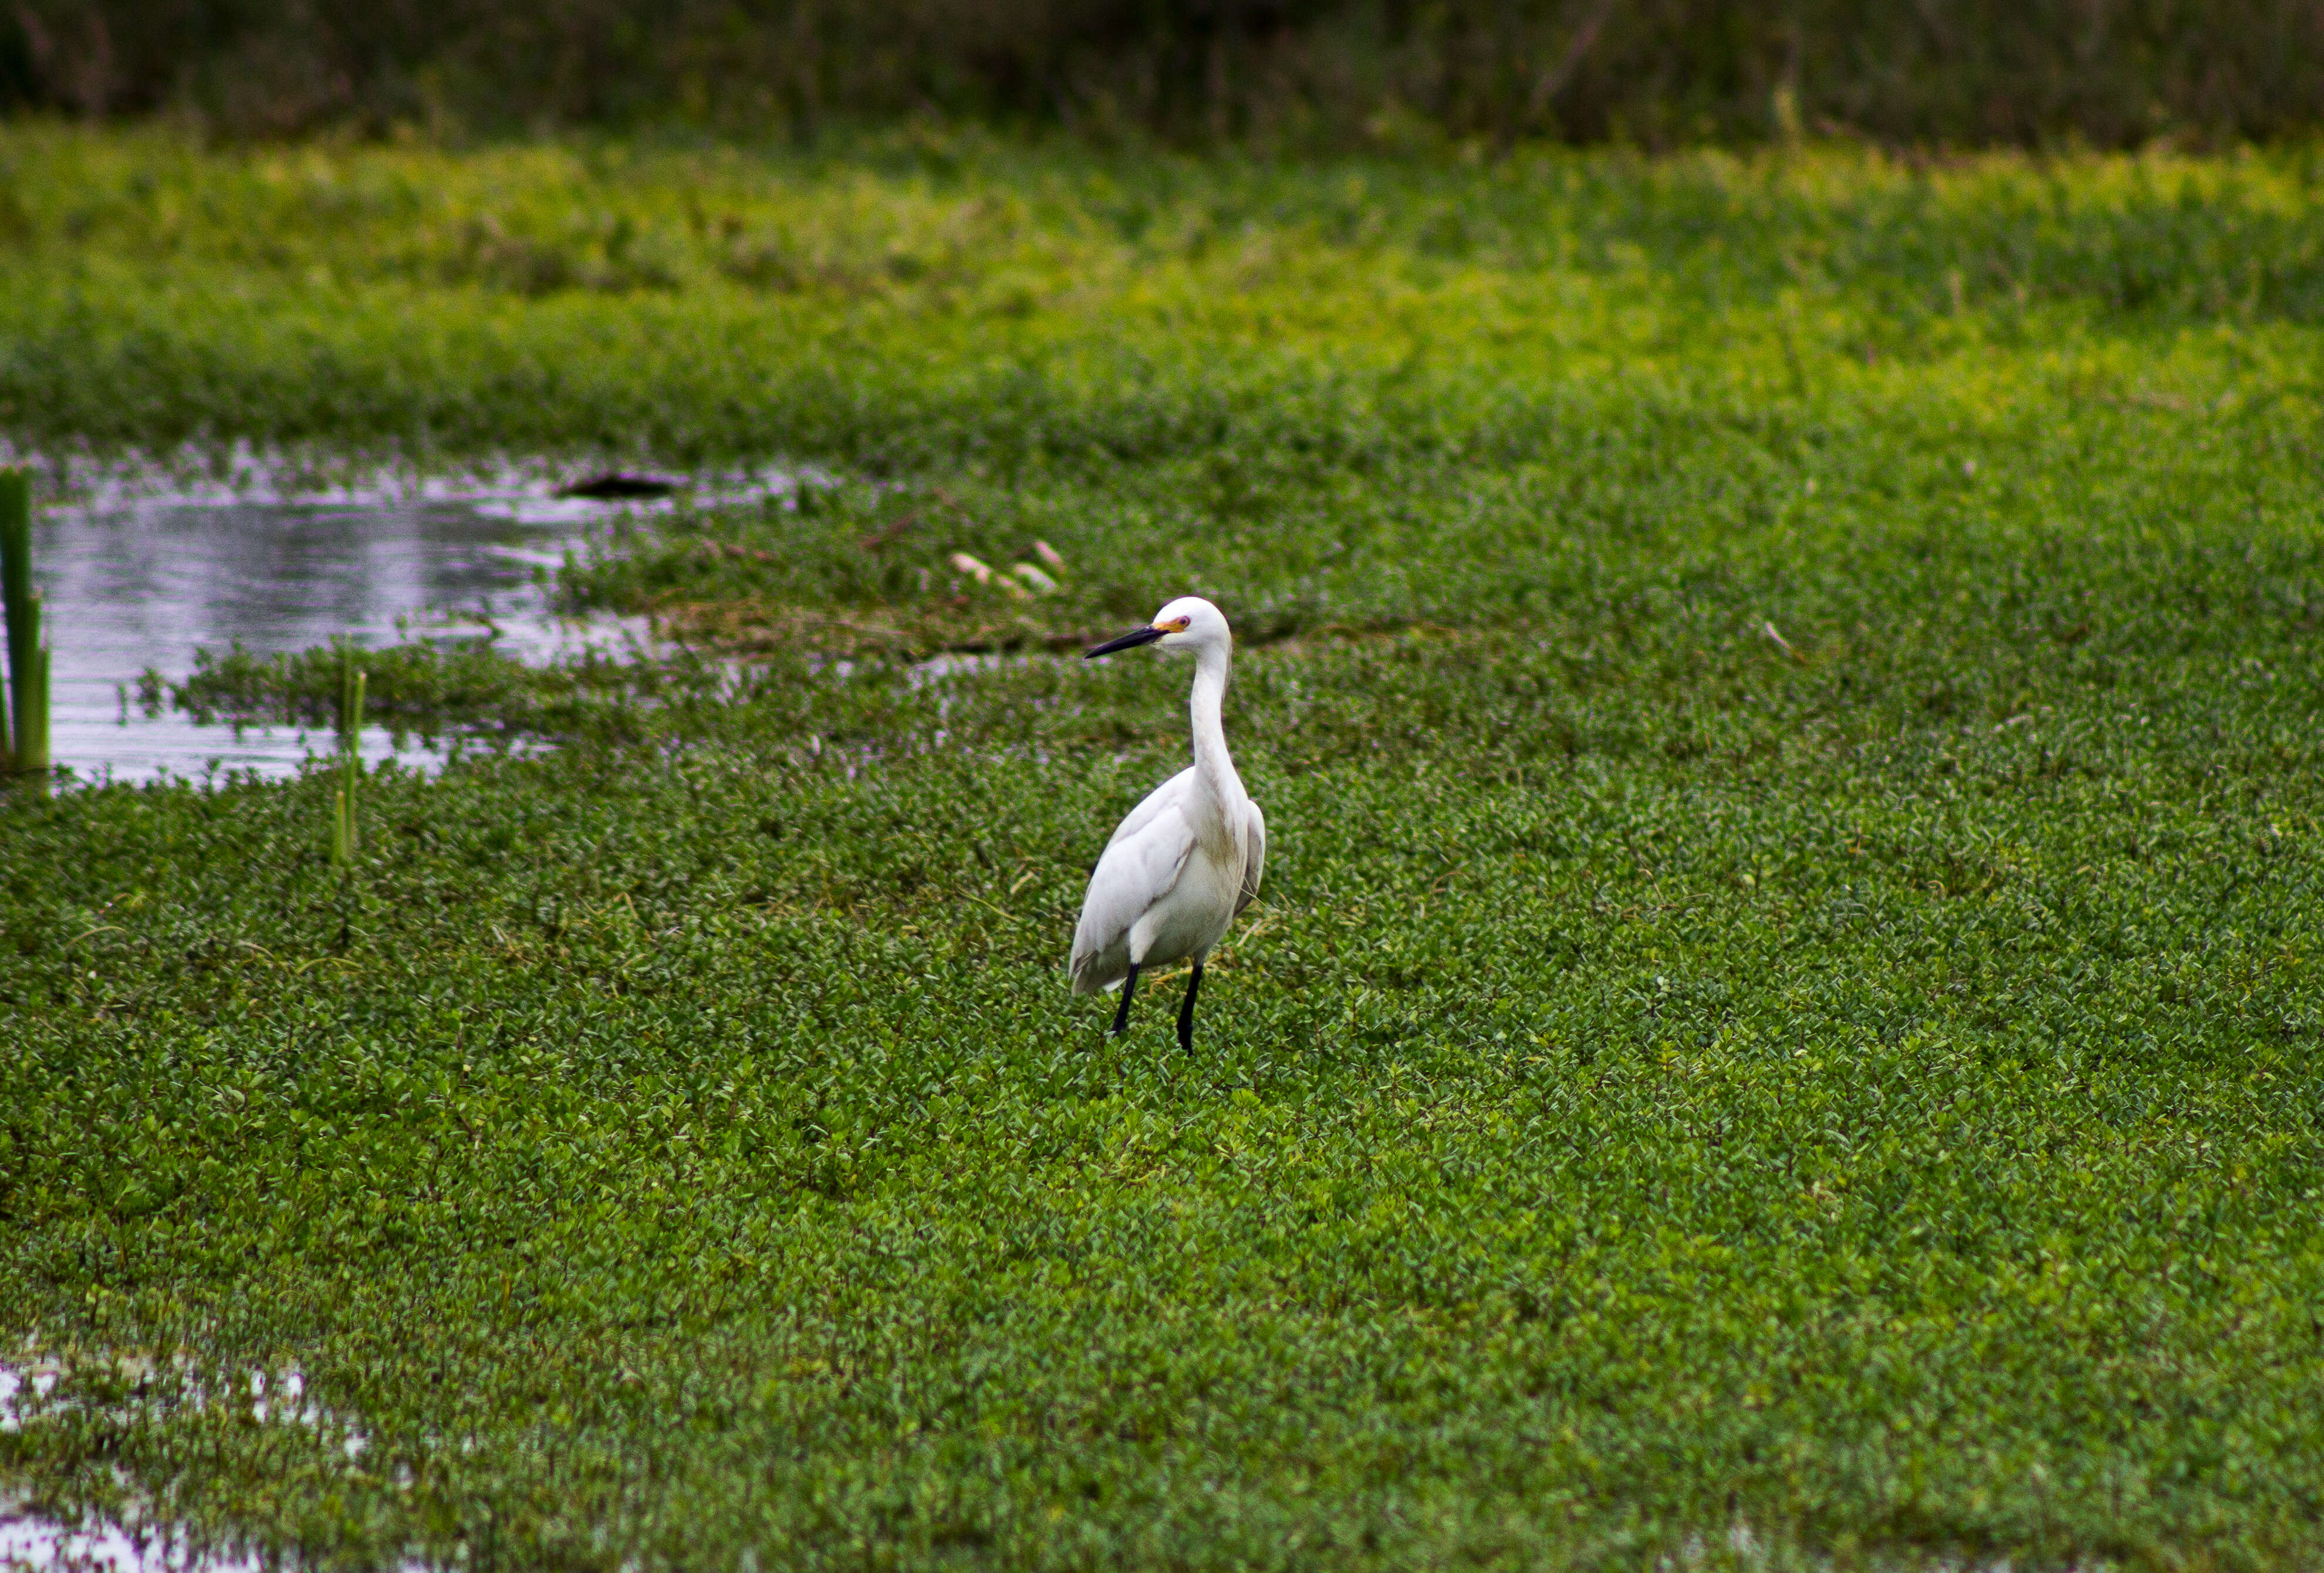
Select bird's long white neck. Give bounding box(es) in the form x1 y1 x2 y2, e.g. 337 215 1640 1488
1187 646 1245 848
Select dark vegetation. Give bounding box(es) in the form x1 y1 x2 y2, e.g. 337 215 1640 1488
7 0 2324 147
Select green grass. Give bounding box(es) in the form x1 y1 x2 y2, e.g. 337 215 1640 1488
140 634 683 741
5 124 2324 1570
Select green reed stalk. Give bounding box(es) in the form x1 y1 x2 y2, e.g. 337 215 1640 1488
0 468 50 790
331 664 366 868
23 638 47 792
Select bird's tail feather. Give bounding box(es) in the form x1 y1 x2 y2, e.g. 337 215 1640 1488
1069 944 1129 995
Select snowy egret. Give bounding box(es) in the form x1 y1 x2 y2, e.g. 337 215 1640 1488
1071 596 1266 1050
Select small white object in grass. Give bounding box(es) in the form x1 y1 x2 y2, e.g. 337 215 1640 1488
1031 539 1066 570
1011 562 1058 594
1963 458 1977 477
948 552 992 583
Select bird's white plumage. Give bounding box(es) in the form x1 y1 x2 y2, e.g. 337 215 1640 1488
1237 799 1266 916
1070 769 1197 993
1069 598 1266 998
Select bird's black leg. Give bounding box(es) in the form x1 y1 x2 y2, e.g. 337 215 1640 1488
1111 964 1139 1037
1177 963 1204 1051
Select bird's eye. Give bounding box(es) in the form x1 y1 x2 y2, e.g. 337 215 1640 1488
1161 617 1192 632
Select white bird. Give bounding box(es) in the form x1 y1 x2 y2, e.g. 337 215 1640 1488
1071 596 1266 1050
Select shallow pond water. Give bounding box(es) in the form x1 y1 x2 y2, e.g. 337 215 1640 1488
2 1353 400 1572
0 1509 271 1572
13 462 782 786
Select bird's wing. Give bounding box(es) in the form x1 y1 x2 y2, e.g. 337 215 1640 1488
1072 773 1198 989
1236 798 1266 915
1105 767 1196 851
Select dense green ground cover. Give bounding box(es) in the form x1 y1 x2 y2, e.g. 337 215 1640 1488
5 127 2324 1569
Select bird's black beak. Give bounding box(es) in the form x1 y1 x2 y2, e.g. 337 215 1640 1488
1085 626 1167 659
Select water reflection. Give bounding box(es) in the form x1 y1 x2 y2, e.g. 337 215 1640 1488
2 1354 400 1572
24 471 722 785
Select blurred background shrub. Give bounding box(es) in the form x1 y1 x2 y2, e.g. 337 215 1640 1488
4 0 2320 148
